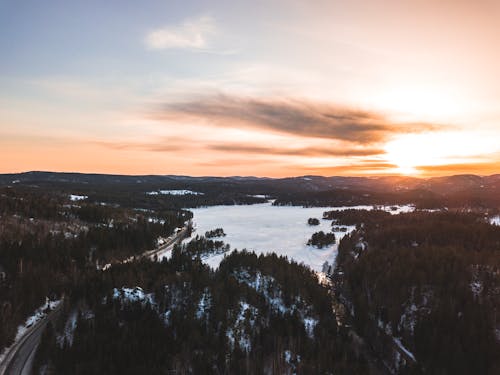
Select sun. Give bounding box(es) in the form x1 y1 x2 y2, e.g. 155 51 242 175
383 131 498 176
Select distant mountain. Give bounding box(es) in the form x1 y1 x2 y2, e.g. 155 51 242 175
1 171 499 209
1 171 496 190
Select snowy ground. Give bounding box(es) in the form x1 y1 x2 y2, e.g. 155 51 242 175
188 202 414 272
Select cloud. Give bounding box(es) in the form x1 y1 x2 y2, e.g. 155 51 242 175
94 138 185 152
155 94 444 144
95 137 383 158
415 161 500 176
208 144 384 157
290 161 400 175
145 15 215 50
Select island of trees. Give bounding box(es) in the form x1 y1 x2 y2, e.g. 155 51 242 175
307 231 336 248
307 217 320 225
205 228 226 238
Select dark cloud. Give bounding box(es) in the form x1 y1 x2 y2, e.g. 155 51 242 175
209 144 384 157
155 94 445 144
95 138 383 158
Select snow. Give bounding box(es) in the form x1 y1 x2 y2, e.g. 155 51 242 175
146 190 204 196
147 217 166 224
16 299 61 339
234 270 287 313
195 289 212 320
470 280 483 297
189 203 415 272
57 309 78 347
69 194 88 201
303 317 318 337
398 303 418 334
112 287 155 306
372 204 415 214
233 269 318 338
470 265 486 298
188 202 361 272
393 337 416 362
0 298 62 363
202 253 227 269
226 300 258 352
163 310 172 325
489 215 500 226
284 350 301 374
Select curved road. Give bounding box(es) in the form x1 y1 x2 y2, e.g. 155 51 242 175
0 302 62 375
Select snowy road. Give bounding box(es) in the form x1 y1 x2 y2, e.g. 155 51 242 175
0 302 63 375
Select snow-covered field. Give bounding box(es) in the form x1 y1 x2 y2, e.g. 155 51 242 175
146 190 204 196
188 202 414 272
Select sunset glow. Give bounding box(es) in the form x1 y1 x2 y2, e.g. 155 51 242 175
1 0 499 177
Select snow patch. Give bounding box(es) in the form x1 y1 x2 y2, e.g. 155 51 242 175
196 288 212 320
470 280 483 297
57 309 78 347
147 217 166 224
112 287 155 306
247 194 269 199
393 337 416 362
226 301 258 352
489 215 500 226
233 269 318 338
284 350 301 374
303 317 318 337
146 190 204 196
69 194 87 201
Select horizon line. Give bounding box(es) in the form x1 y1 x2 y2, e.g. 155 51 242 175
1 170 498 180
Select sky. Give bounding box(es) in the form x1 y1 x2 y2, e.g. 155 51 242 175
1 0 499 177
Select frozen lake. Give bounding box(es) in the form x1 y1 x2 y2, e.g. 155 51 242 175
185 202 414 272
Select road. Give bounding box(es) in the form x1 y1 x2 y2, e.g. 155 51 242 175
0 302 63 375
139 221 192 261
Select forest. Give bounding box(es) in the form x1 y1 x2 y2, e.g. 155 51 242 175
332 210 500 374
1 174 499 374
0 186 188 352
32 251 370 374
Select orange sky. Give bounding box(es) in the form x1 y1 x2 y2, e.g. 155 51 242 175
1 1 499 177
